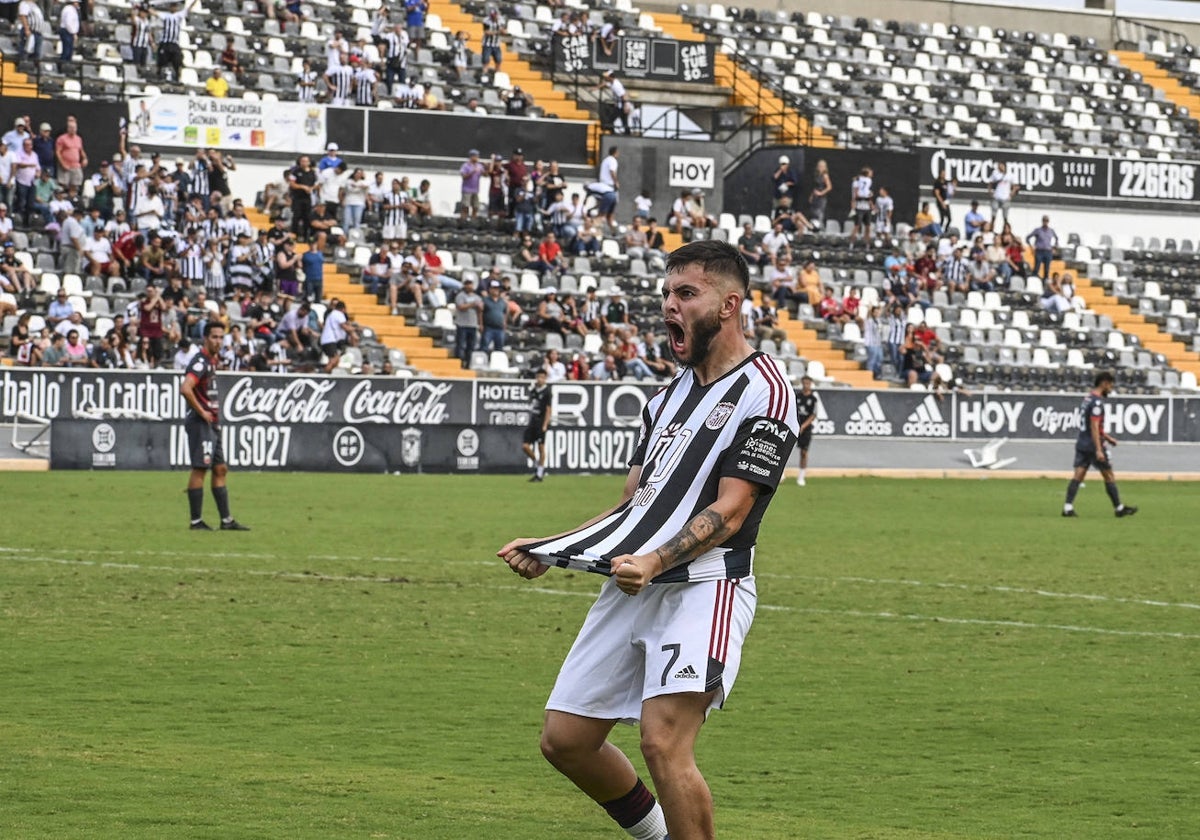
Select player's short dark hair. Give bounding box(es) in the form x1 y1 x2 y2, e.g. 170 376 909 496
203 321 224 337
1094 370 1115 387
665 240 750 295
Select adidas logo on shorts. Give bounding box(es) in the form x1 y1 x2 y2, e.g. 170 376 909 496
902 395 951 437
844 393 893 436
674 664 700 680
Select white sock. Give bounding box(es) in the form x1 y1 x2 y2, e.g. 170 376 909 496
536 465 545 478
799 469 806 480
626 802 668 840
1063 503 1073 512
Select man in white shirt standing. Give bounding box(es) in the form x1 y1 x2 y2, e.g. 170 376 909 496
58 0 80 74
596 70 630 135
595 146 620 229
319 298 357 373
989 161 1018 227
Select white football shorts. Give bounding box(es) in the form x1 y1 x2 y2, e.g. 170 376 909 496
546 575 757 724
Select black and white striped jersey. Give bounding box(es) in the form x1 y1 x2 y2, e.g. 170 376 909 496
382 29 409 61
177 239 205 282
131 15 152 48
527 352 799 583
190 161 210 200
381 190 408 228
354 66 378 105
327 65 354 101
228 243 256 287
158 9 186 45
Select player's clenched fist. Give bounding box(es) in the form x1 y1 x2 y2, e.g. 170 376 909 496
498 539 550 579
611 553 662 596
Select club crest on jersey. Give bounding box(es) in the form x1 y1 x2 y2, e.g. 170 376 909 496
705 402 736 430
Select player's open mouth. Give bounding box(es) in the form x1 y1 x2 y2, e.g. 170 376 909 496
666 321 685 352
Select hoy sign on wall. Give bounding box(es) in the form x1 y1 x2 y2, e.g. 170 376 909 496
668 156 715 189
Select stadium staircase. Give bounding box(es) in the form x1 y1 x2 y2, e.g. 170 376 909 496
648 11 836 148
430 0 593 125
243 209 472 378
748 291 875 388
0 59 43 99
1111 50 1200 116
1072 262 1200 378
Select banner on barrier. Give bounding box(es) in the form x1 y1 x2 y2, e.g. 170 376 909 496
553 35 714 83
127 95 326 154
920 145 1200 205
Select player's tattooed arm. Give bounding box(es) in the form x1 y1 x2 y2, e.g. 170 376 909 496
613 478 762 595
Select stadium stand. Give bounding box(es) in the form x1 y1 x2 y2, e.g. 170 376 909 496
0 0 1198 394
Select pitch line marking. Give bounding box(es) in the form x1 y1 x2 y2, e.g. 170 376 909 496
5 555 1197 641
759 573 1200 612
758 605 1200 640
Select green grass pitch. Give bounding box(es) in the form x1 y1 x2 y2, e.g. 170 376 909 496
1 472 1197 839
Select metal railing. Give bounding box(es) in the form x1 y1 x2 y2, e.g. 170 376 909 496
1113 16 1190 51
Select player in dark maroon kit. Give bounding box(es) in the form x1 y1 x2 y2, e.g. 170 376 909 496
180 321 250 531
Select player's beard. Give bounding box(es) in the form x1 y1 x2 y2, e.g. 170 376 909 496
672 307 722 367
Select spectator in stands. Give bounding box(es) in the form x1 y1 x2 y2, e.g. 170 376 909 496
0 204 12 243
83 226 120 277
17 0 45 66
602 289 630 333
480 6 504 73
89 161 121 221
1026 215 1058 281
963 200 986 238
296 58 319 103
12 136 39 227
797 259 823 305
40 332 67 366
686 188 718 233
274 235 302 300
748 299 787 346
596 146 620 228
0 240 34 295
59 207 87 275
589 353 619 381
301 241 324 302
460 149 485 220
761 220 790 263
597 70 630 135
985 235 1011 284
46 288 74 327
901 324 931 388
932 170 955 232
624 216 652 261
940 245 970 297
808 158 832 229
504 149 529 219
766 254 799 310
353 56 380 107
0 143 14 211
58 0 81 74
968 251 996 292
326 58 355 106
219 42 245 83
1041 272 1074 314
31 123 56 180
319 298 356 373
773 155 798 210
842 287 863 325
205 67 230 98
1003 232 1029 280
480 280 508 353
63 329 90 367
819 287 847 325
862 304 884 379
644 217 665 260
873 186 894 236
541 347 567 382
503 87 533 117
912 201 942 237
537 231 566 277
848 166 874 247
453 278 483 368
450 31 470 82
572 217 601 257
2 118 31 161
155 0 194 82
667 189 692 237
772 195 812 236
989 161 1018 227
287 156 316 241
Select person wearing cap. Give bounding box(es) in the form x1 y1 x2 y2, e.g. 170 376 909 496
54 115 87 190
1 118 30 157
31 122 56 178
317 143 343 172
58 0 81 74
0 240 35 295
772 154 798 209
503 148 528 218
596 69 631 134
451 277 482 368
459 148 485 220
502 85 532 117
480 278 508 353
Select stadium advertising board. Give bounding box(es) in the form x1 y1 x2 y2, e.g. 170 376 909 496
553 35 714 83
126 95 326 154
920 145 1200 206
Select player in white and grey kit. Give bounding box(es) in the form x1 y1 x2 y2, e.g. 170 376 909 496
500 240 798 840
